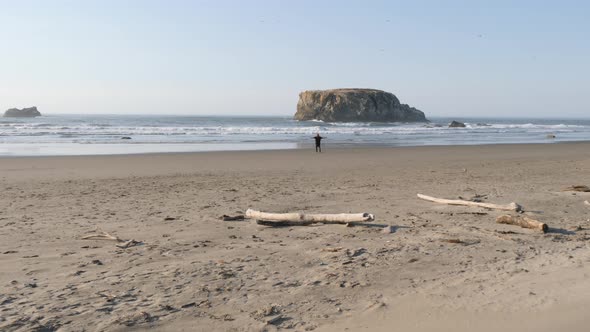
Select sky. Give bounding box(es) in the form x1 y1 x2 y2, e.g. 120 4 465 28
1 0 589 117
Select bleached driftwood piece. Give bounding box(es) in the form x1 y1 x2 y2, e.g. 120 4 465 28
563 185 590 192
81 231 123 242
417 194 523 212
81 231 142 248
584 200 590 206
245 209 374 222
496 215 548 233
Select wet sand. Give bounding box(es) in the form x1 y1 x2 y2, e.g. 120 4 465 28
1 143 590 331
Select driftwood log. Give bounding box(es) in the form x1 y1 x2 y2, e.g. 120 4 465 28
496 215 548 233
245 209 374 222
246 209 376 228
417 194 523 212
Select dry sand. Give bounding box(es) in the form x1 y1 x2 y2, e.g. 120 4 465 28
1 143 590 331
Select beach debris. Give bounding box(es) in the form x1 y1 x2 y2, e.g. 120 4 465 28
81 231 122 242
417 194 523 212
347 248 367 257
220 214 245 221
246 209 374 223
250 305 285 325
322 247 344 252
563 185 590 192
251 304 280 320
584 200 590 206
546 134 556 139
496 215 548 233
82 231 143 248
116 240 143 249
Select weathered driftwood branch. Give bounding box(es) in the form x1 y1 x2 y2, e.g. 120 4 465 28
584 200 590 206
563 185 590 192
417 194 523 212
246 209 374 222
81 231 123 242
496 215 548 233
81 231 142 248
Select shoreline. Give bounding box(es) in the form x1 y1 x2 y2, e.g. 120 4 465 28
1 142 590 331
1 139 590 159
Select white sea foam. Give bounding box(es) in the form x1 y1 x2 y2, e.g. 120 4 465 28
1 116 590 152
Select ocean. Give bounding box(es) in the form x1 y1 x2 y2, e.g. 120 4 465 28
1 114 590 156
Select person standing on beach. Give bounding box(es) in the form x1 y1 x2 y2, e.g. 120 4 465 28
313 133 324 152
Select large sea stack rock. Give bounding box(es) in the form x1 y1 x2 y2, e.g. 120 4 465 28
4 107 41 118
294 89 426 122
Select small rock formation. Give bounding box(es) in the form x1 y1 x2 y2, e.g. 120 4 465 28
4 107 41 118
546 134 556 139
121 137 132 140
294 89 426 122
449 121 466 128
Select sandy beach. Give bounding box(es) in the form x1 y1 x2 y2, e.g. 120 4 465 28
1 143 590 331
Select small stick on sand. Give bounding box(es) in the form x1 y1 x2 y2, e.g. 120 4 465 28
81 231 123 242
562 185 590 192
496 215 548 233
417 194 523 212
246 209 375 222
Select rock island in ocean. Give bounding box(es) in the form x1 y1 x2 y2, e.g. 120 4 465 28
294 88 426 122
4 106 42 118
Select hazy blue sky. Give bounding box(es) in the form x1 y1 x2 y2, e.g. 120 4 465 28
1 0 589 117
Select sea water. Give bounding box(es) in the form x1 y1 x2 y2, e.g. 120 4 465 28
1 114 590 156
